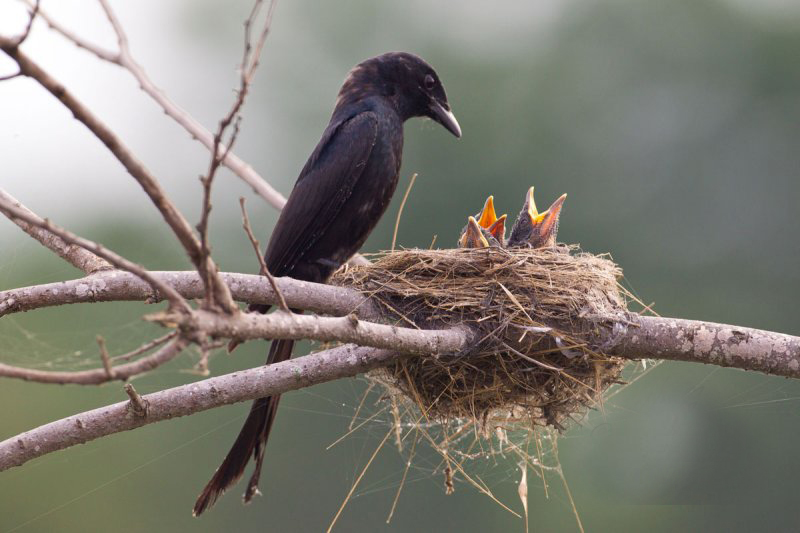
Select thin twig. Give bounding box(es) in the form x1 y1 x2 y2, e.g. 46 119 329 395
239 197 289 312
96 335 114 379
0 336 188 385
391 173 417 252
327 428 393 533
124 383 149 417
110 332 177 362
196 1 275 309
0 70 22 81
9 0 39 46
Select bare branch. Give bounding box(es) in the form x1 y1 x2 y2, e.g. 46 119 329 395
0 70 22 81
123 383 149 417
0 36 236 313
3 263 800 378
175 309 469 355
8 0 39 47
0 271 376 319
602 315 800 379
196 0 276 313
96 335 114 378
110 332 177 362
24 1 118 62
0 192 190 312
0 337 187 385
0 344 399 471
1 310 799 466
24 0 287 209
96 0 129 54
18 2 370 267
239 197 289 312
0 188 111 274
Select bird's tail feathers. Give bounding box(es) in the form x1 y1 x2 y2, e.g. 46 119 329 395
193 338 294 516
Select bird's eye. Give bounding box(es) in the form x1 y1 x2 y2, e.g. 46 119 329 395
424 74 435 90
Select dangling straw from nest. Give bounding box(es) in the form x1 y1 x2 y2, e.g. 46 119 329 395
332 244 630 431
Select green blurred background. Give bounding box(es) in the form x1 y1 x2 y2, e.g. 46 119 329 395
2 0 800 531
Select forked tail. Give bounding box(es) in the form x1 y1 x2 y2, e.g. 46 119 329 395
193 338 295 515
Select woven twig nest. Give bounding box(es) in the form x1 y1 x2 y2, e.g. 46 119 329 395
332 245 630 430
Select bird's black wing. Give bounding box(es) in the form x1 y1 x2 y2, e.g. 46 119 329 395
265 111 379 276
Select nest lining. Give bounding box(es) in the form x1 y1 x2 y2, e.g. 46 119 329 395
332 245 629 430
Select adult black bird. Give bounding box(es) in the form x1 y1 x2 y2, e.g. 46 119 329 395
194 52 461 515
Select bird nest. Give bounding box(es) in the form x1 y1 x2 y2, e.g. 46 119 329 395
332 245 630 431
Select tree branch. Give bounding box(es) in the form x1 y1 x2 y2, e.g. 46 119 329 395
0 305 464 385
4 312 800 470
0 271 377 319
0 337 187 385
239 197 289 312
18 1 371 267
195 0 275 313
177 309 469 356
0 344 399 471
22 0 287 210
0 36 234 313
0 188 111 274
602 315 800 379
3 267 800 378
0 190 190 312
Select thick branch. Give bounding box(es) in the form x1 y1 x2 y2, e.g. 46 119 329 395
0 188 111 274
3 270 800 378
180 309 469 356
0 302 459 385
0 271 377 319
0 344 399 471
603 315 800 379
2 314 799 467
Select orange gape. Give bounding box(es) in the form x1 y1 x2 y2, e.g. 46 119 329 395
459 188 567 249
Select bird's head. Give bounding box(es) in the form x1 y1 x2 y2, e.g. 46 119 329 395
339 52 461 138
458 196 507 248
507 188 567 249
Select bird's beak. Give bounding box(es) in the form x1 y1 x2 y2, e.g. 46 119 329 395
529 192 567 246
475 196 506 243
430 100 462 138
459 216 489 248
476 196 497 228
487 214 507 243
